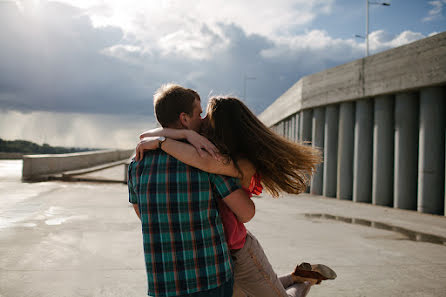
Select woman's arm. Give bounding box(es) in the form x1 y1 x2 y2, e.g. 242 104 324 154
139 127 187 140
135 137 255 184
139 128 218 158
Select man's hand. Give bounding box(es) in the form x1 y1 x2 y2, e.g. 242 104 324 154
185 130 219 159
135 137 159 161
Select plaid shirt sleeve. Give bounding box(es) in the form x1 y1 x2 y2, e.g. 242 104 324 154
209 174 241 200
127 161 138 204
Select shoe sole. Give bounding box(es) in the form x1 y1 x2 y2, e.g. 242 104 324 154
293 262 337 280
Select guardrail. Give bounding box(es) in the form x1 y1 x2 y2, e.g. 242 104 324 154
22 149 134 181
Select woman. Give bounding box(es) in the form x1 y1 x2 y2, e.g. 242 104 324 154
135 96 336 297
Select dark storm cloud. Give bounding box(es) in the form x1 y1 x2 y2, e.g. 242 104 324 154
0 1 153 115
1 1 406 118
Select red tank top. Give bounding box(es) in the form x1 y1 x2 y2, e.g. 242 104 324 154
218 173 263 250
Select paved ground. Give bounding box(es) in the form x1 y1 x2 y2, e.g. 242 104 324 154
1 161 446 297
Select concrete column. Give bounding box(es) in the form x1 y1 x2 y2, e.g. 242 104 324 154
290 115 294 142
394 92 419 210
300 109 313 192
311 107 325 195
296 113 301 142
278 121 284 137
353 99 373 203
291 114 297 142
323 105 339 198
299 109 312 143
373 95 394 207
285 119 289 139
337 102 355 200
418 87 446 215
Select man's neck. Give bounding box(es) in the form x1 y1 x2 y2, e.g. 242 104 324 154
166 122 186 129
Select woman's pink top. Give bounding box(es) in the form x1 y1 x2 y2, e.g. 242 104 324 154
218 173 263 250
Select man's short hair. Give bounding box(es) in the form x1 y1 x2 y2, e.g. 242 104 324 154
154 84 200 127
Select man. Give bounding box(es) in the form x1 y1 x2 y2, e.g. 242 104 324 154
128 84 254 297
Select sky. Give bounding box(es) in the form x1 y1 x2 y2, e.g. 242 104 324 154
0 0 445 149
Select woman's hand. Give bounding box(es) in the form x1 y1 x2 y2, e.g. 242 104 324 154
135 137 159 161
185 130 219 159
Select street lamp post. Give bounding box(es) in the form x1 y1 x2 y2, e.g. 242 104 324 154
243 74 256 100
365 0 390 56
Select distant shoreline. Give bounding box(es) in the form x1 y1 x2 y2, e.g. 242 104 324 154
0 138 97 159
0 152 24 160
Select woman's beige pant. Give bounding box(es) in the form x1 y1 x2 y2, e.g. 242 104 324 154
231 232 311 297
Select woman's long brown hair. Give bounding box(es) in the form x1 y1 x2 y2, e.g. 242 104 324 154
205 96 322 198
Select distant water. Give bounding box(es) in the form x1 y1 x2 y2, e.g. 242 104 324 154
0 160 61 228
0 160 22 182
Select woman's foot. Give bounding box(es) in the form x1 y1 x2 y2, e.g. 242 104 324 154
292 262 337 284
291 275 319 286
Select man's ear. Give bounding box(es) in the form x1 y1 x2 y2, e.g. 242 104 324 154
179 112 189 129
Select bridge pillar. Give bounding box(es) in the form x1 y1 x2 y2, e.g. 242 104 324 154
373 95 394 206
299 109 312 142
295 113 301 141
278 121 284 137
300 109 313 192
353 99 373 203
311 107 325 195
283 119 289 139
291 114 297 142
418 87 446 215
394 92 419 210
337 102 354 200
323 105 339 198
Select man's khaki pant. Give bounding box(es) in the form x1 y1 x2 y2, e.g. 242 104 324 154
231 232 311 297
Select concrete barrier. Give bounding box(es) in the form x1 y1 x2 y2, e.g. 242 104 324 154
0 152 24 159
22 149 134 181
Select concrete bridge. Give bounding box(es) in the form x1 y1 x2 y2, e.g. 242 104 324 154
259 31 446 216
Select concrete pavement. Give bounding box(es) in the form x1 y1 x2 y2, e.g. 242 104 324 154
1 163 446 297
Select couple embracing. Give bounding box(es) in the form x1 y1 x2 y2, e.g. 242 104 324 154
128 84 336 297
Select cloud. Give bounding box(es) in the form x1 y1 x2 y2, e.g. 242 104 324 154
0 1 433 148
423 0 446 22
0 1 156 116
1 1 430 117
368 30 425 52
50 0 335 40
0 109 154 149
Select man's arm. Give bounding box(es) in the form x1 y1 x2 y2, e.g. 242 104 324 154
222 189 255 223
132 203 141 220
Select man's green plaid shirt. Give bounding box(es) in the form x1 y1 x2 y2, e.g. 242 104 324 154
128 150 240 297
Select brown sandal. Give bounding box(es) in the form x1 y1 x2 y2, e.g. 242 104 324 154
293 262 337 284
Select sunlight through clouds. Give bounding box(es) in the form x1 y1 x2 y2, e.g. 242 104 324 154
0 109 153 149
2 0 442 148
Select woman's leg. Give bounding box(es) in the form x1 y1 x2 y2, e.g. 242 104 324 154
285 283 312 297
278 274 294 289
231 231 311 297
278 274 313 297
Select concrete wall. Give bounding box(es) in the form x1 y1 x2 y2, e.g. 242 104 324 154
258 32 446 215
22 149 134 181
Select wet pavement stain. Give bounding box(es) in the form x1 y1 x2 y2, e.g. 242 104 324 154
304 213 446 246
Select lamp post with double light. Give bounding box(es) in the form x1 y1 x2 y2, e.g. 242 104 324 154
363 1 390 56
